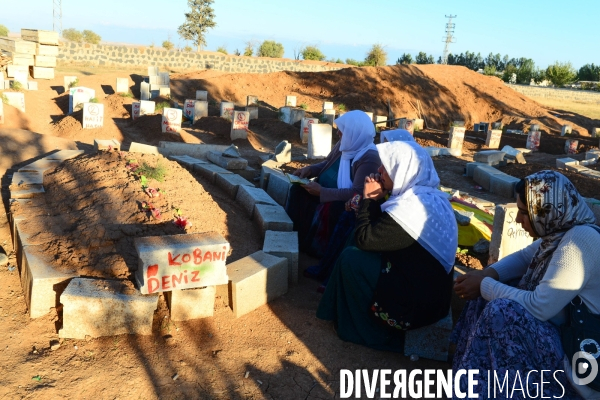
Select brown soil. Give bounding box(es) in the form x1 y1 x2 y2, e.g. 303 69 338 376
1 64 600 399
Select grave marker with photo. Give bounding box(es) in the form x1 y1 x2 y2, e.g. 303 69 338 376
300 117 319 143
221 101 235 121
526 130 541 151
184 99 196 121
161 108 182 134
231 111 250 140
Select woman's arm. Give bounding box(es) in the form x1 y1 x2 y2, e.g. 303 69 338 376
320 150 380 203
354 198 415 252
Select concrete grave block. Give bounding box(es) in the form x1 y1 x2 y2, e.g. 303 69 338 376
35 43 59 56
231 111 249 140
168 155 207 169
158 142 229 160
247 95 258 106
466 162 488 177
116 78 129 93
63 76 77 91
501 145 526 164
162 108 182 134
561 125 572 136
235 185 278 217
526 130 541 151
246 106 258 120
404 310 453 362
556 158 578 170
438 148 462 157
220 101 234 120
490 173 520 198
195 90 208 101
586 150 600 161
266 169 291 207
139 100 155 117
183 99 195 121
478 122 490 132
308 123 332 159
30 66 55 79
215 173 254 199
69 87 95 114
322 109 336 126
566 164 588 173
193 163 233 183
486 129 502 149
140 82 150 101
131 102 141 120
11 171 44 189
159 87 171 98
260 160 282 190
565 139 578 155
148 66 159 76
274 140 292 163
59 278 158 339
3 92 25 112
165 286 215 321
158 72 170 86
424 147 440 157
472 165 504 191
82 103 104 129
134 233 230 295
580 159 597 167
10 186 45 199
492 122 503 130
27 81 38 91
18 159 62 174
285 95 297 107
254 204 293 236
128 142 161 155
226 251 288 318
473 150 506 166
194 101 208 123
280 107 305 125
7 65 28 78
448 127 465 150
580 169 600 180
488 203 534 264
207 151 248 170
322 102 334 111
93 139 120 153
300 117 319 143
13 70 28 86
263 230 299 285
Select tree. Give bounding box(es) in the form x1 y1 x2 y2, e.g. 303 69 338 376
578 63 600 81
345 58 366 66
257 40 284 58
63 28 83 42
0 24 8 37
162 40 174 50
216 46 227 55
397 53 413 65
82 30 101 45
364 44 387 66
301 45 325 61
415 52 434 64
546 61 576 86
177 0 216 52
243 41 254 56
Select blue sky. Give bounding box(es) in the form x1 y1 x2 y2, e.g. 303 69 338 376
3 0 598 69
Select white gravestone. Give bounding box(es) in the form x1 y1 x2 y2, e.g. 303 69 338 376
69 87 95 114
300 117 319 143
159 87 171 98
194 101 208 123
115 78 129 94
247 95 258 106
486 129 502 149
526 130 541 151
162 108 182 134
308 124 332 159
131 102 141 120
285 96 296 107
323 102 334 111
565 139 578 155
221 101 234 121
183 99 196 121
82 103 104 129
488 203 533 264
448 127 465 150
561 125 572 136
399 118 415 134
3 92 26 112
159 72 170 86
140 100 155 116
246 106 258 120
147 66 159 77
13 70 28 86
231 111 250 140
140 82 150 101
196 90 208 101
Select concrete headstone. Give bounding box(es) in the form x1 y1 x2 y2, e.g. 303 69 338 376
308 123 332 159
274 140 292 163
82 103 104 129
140 100 155 116
183 99 196 121
247 95 258 106
158 72 170 86
140 82 150 101
488 203 533 264
148 66 159 77
130 102 141 120
221 101 234 121
3 92 25 112
285 95 297 107
13 70 28 86
561 125 572 136
526 130 541 151
448 127 465 150
116 78 129 93
246 106 258 120
231 111 250 140
565 139 578 155
161 108 182 134
485 129 502 149
300 117 319 143
322 109 335 126
196 90 208 101
69 87 95 114
194 101 208 123
322 102 334 111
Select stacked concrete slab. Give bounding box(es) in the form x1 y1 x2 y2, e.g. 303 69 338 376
0 30 58 81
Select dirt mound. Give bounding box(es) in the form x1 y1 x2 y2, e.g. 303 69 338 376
171 64 592 136
14 151 261 281
1 102 33 131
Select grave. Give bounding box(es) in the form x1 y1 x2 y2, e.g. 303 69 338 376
564 139 578 155
167 155 206 169
260 159 283 191
485 129 502 149
140 100 155 116
221 101 234 120
140 82 150 101
235 186 279 218
161 108 182 134
93 139 121 152
207 151 248 170
501 145 527 164
254 204 293 236
300 117 319 143
285 95 297 107
586 150 600 161
473 150 506 166
131 102 142 120
3 92 25 112
194 101 208 123
280 107 305 125
183 99 196 121
148 66 159 76
158 72 170 85
247 95 258 106
116 78 129 93
166 286 216 321
31 66 55 80
215 173 254 199
322 109 336 125
322 102 334 112
196 90 208 101
265 170 290 207
526 130 541 151
263 230 299 285
561 125 572 136
134 233 230 295
488 203 533 264
447 127 465 150
82 103 104 129
193 164 232 183
490 173 520 198
68 87 95 114
63 76 77 91
129 142 161 155
159 87 171 98
226 251 288 318
308 123 332 159
274 140 292 163
231 111 250 140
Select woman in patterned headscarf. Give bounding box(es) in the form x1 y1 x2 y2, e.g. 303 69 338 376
316 140 458 351
453 170 600 399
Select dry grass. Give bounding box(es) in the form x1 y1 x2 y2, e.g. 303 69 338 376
532 97 600 120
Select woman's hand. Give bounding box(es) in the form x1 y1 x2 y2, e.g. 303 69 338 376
303 181 322 196
293 166 311 179
363 173 386 200
454 268 499 300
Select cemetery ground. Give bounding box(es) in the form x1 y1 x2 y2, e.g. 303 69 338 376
0 64 599 399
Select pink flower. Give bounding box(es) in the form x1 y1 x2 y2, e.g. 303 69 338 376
174 216 192 229
144 187 160 198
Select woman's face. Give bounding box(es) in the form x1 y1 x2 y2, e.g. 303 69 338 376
516 195 537 237
378 165 393 191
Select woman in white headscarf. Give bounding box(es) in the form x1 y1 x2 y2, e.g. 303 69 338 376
380 128 415 143
317 140 458 351
286 110 380 257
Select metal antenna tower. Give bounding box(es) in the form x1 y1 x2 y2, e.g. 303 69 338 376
53 0 63 36
441 15 457 65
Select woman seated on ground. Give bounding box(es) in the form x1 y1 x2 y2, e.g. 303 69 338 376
316 140 458 351
286 110 380 257
304 128 416 289
453 170 600 399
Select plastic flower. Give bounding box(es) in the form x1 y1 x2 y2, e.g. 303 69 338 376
174 216 192 229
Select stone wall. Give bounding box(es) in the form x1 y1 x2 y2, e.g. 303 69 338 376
506 84 600 103
57 42 349 74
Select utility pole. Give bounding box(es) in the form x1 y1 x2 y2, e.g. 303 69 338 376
53 0 63 36
441 15 457 65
